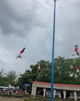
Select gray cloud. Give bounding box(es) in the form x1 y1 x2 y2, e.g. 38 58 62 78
0 0 47 37
0 0 80 75
0 59 5 71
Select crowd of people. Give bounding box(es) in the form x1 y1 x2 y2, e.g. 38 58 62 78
0 88 29 95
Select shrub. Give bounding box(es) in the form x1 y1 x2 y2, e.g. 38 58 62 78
35 95 41 98
14 94 24 98
45 96 50 99
1 94 9 97
30 95 35 98
0 93 3 96
24 98 35 101
24 94 31 97
7 94 14 97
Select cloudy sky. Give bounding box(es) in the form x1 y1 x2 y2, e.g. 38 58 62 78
0 0 80 75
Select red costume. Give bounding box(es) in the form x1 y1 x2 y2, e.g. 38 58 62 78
16 47 25 60
20 48 25 54
75 47 78 51
37 64 41 71
75 47 78 53
75 45 79 56
75 67 80 74
20 50 24 53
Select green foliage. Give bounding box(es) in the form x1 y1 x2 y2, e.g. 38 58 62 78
23 94 31 97
14 94 24 98
7 71 17 85
35 95 42 98
0 69 9 86
0 56 80 87
0 69 4 76
24 97 76 101
0 94 30 98
16 57 80 87
0 93 77 101
0 70 18 86
1 94 13 97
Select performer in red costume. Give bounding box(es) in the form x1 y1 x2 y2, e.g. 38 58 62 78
75 45 79 56
75 67 80 74
37 64 41 70
16 48 25 60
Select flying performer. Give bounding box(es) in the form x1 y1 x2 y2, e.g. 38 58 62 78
16 47 25 60
72 45 80 56
37 64 41 70
37 64 44 74
75 45 79 56
75 67 80 74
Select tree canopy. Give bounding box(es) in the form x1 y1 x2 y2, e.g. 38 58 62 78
17 57 80 87
0 70 17 86
1 57 80 87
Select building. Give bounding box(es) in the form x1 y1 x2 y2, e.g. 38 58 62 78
0 84 16 90
31 81 80 100
0 86 8 89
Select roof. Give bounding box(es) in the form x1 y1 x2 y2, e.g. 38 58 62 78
33 81 80 88
0 86 8 89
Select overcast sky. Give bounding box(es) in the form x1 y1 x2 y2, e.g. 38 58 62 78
0 0 80 75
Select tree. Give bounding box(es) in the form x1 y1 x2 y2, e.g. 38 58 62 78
17 57 80 87
7 71 17 85
0 68 4 76
17 60 52 87
17 69 33 87
0 69 9 86
54 57 76 84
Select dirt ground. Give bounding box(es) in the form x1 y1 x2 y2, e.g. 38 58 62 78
0 97 24 101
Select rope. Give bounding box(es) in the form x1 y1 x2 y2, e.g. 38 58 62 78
58 1 75 46
24 1 53 48
58 1 71 56
41 3 53 60
58 1 75 57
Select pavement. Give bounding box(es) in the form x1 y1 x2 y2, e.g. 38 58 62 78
0 97 24 101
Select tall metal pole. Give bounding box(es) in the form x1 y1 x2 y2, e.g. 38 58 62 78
51 0 56 101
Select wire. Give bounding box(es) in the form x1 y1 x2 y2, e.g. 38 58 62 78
58 1 75 46
57 1 75 57
41 3 53 60
24 1 53 48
